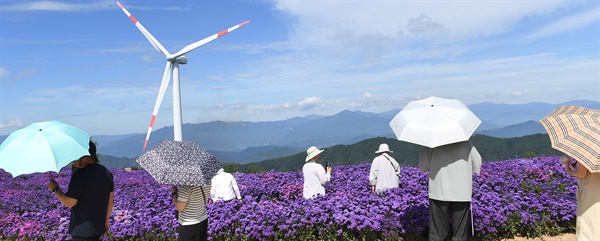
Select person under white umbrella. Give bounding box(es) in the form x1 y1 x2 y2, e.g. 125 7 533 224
418 141 482 241
390 96 483 240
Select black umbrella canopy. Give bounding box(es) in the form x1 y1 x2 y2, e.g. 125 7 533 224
136 140 222 185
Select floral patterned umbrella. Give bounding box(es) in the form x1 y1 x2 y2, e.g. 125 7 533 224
136 140 222 185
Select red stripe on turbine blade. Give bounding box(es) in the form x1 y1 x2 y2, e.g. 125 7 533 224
117 1 124 9
149 115 157 127
143 139 149 151
240 20 250 27
129 15 138 24
217 30 229 37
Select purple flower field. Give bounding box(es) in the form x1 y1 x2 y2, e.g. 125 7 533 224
0 156 576 241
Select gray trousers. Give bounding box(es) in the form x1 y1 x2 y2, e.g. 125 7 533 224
428 199 470 241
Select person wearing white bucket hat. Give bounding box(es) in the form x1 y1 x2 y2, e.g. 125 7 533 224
369 143 401 193
302 146 332 199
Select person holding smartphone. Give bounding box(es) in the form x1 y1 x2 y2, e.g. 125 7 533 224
302 146 332 199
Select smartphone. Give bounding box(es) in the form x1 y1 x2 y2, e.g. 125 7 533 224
325 161 330 169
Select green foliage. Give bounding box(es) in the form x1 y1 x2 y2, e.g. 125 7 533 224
486 211 575 241
524 152 537 158
223 164 239 173
244 165 260 174
471 134 561 162
104 233 177 241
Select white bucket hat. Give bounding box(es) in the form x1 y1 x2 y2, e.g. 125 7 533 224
305 146 324 162
375 143 393 154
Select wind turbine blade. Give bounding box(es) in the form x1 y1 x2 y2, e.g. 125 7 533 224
143 61 172 151
117 1 171 56
168 20 250 59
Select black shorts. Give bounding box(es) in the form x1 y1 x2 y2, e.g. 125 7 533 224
71 236 101 241
178 219 208 241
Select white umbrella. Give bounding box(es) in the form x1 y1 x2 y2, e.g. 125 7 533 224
389 96 481 148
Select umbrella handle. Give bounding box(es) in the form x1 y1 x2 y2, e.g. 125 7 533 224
471 203 474 236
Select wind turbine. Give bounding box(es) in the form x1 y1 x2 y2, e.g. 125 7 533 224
116 2 249 151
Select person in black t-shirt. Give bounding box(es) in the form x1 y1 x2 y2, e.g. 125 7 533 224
48 141 114 241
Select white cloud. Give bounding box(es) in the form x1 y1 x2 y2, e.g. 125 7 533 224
511 92 523 97
142 54 153 63
527 8 600 40
0 1 113 12
0 120 26 129
205 75 229 82
0 68 7 77
23 85 156 103
261 97 327 113
405 14 448 35
265 102 295 113
0 1 185 12
297 96 324 111
274 1 570 45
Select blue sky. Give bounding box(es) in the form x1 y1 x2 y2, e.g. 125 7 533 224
1 0 599 136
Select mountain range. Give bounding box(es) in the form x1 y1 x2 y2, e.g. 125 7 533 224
1 100 598 166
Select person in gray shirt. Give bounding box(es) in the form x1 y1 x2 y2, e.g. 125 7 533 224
418 141 482 241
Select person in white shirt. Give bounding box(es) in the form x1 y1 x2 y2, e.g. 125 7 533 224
302 146 332 199
369 143 401 193
210 168 242 202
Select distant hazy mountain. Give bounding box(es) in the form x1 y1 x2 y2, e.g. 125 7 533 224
210 145 304 164
469 100 599 127
97 110 394 158
475 120 546 138
2 100 595 162
92 134 139 145
98 155 139 169
95 100 598 159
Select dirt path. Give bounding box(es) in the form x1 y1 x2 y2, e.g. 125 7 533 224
500 233 575 241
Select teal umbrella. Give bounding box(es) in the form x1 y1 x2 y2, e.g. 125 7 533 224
0 120 91 177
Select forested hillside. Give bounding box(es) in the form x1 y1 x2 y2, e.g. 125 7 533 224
232 134 562 173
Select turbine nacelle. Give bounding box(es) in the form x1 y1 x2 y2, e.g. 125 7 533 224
168 56 188 64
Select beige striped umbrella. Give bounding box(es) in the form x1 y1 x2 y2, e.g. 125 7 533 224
540 105 600 173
